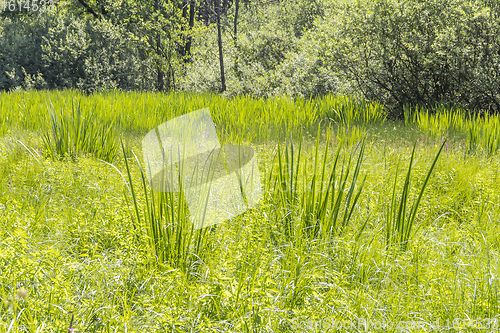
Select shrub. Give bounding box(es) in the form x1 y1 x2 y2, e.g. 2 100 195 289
41 11 150 92
0 14 50 90
314 0 500 115
1 10 151 92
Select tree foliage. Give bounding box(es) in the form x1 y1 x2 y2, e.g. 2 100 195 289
2 0 500 116
314 0 500 114
0 0 199 92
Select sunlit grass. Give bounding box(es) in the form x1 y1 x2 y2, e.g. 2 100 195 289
1 91 500 331
266 128 367 242
0 90 384 143
41 100 120 162
385 141 445 251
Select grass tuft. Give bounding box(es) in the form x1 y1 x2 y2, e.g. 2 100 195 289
121 141 210 272
41 100 120 162
386 141 446 251
267 128 367 242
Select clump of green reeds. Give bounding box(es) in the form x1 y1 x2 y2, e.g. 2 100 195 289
386 141 446 251
120 143 209 272
267 127 367 241
409 103 500 156
412 104 467 137
318 94 386 126
2 90 389 143
466 113 500 156
41 100 120 162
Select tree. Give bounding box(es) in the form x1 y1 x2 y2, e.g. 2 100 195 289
154 0 164 91
180 0 196 62
69 0 191 92
233 0 240 74
315 0 500 115
216 0 226 91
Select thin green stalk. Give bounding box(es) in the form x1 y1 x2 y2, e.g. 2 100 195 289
386 140 446 251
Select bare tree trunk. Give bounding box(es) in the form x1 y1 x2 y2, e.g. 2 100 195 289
234 0 239 38
180 0 188 58
155 0 164 92
181 0 188 18
222 0 228 15
204 0 210 25
233 0 240 74
177 0 189 61
216 0 226 92
184 0 195 61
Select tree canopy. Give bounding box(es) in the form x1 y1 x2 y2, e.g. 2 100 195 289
1 0 500 115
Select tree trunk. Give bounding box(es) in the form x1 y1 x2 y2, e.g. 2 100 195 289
179 0 188 59
76 0 99 19
204 0 209 25
155 0 164 92
184 0 195 62
222 0 228 15
216 0 226 92
233 0 239 74
234 0 239 39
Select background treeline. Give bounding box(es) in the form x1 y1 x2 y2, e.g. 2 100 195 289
1 0 500 116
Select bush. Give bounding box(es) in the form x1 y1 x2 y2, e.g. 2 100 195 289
0 14 50 90
0 10 151 92
314 0 500 115
41 12 151 92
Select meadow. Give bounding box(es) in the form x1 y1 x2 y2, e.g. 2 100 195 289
1 90 500 332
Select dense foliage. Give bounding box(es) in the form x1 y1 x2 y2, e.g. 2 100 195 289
314 0 500 114
1 0 500 114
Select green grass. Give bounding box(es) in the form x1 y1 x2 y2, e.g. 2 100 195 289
385 141 445 251
41 100 120 162
119 142 211 273
1 90 500 332
0 90 384 143
266 128 367 241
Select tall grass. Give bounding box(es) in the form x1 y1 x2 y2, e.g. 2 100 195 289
411 103 500 156
412 104 467 137
466 113 500 156
303 134 366 239
41 100 120 162
336 125 366 147
318 94 386 126
267 127 367 241
386 141 446 251
1 90 386 142
120 143 209 272
6 90 500 157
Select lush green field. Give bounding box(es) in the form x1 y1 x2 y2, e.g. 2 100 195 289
1 90 500 332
